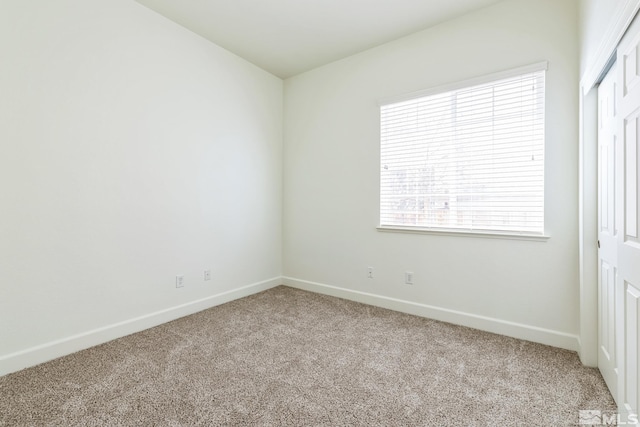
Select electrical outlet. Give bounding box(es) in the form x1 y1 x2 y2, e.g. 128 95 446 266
405 271 414 285
367 267 374 279
176 275 184 288
204 269 211 281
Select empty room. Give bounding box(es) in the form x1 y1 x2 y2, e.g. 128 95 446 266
1 0 639 425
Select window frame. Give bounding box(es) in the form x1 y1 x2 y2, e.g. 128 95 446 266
377 62 550 241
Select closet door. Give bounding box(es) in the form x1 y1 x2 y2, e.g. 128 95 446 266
616 11 640 420
598 63 618 401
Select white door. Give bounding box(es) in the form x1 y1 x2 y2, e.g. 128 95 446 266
598 63 618 400
615 11 640 420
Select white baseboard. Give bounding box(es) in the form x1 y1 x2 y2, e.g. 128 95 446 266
283 277 579 352
2 276 581 377
0 277 282 377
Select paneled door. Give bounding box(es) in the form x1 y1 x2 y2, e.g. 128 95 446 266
598 63 618 401
615 11 640 420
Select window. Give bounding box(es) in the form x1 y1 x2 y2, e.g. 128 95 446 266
380 63 546 236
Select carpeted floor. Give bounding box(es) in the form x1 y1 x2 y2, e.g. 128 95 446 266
0 286 615 426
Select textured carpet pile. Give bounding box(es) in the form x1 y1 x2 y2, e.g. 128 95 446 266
0 286 615 426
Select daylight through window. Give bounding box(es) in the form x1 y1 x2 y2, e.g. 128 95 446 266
380 64 546 235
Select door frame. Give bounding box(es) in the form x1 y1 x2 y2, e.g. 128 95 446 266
579 0 640 366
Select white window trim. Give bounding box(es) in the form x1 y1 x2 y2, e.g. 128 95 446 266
378 61 549 240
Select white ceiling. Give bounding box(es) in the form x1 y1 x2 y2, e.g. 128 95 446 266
134 0 504 79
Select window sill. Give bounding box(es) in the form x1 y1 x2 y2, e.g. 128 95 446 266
377 226 550 242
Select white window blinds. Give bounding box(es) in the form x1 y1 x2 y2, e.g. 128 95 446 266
380 65 546 235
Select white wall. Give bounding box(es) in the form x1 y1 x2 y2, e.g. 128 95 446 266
0 0 282 374
284 0 580 348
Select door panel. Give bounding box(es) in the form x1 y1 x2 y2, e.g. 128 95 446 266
617 12 640 420
623 39 640 96
625 113 638 241
624 282 640 416
598 65 619 398
599 261 615 361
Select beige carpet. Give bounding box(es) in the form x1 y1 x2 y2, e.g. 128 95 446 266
0 286 615 426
